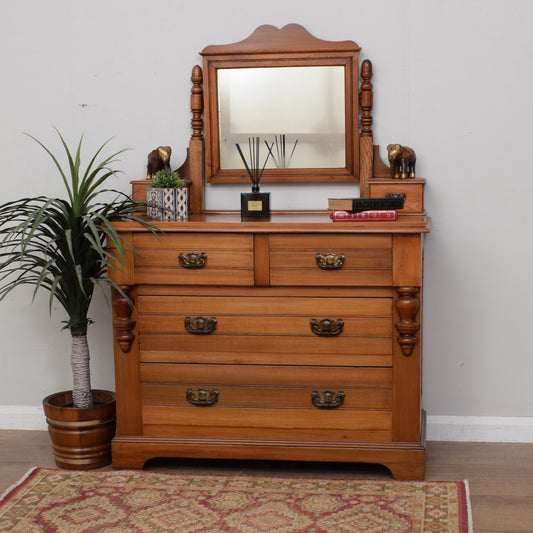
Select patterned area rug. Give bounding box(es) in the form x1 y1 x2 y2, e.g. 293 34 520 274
0 467 472 532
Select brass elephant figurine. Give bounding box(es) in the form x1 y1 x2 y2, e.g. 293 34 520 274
387 144 416 179
147 146 172 180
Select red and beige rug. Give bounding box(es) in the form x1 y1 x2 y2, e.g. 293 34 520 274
0 467 472 532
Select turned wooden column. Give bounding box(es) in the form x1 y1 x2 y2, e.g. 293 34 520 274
112 285 136 353
395 286 420 356
188 65 205 214
359 59 374 197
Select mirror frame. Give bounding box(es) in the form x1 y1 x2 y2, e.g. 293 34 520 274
201 24 361 184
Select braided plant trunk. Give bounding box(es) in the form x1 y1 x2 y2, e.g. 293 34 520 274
71 333 93 409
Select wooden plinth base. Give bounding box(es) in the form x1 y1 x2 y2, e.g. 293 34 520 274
112 437 425 480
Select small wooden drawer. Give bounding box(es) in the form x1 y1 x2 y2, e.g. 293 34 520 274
368 179 425 213
140 363 392 434
138 295 393 366
132 233 254 285
269 234 392 286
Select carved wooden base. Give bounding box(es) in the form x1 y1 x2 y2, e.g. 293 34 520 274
111 437 425 480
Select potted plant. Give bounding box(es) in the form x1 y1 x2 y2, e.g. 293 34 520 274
147 167 188 221
0 129 156 469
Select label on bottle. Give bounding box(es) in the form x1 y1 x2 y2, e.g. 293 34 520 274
248 200 263 211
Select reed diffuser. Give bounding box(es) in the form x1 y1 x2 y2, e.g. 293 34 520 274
236 137 273 219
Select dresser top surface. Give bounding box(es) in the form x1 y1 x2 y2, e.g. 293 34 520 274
113 211 430 234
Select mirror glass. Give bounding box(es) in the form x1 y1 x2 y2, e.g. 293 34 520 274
217 66 345 170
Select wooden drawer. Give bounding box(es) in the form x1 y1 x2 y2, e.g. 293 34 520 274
140 364 392 434
132 233 254 285
368 179 425 213
269 234 392 286
138 295 393 366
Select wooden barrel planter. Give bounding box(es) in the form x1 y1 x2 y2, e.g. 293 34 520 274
43 389 116 470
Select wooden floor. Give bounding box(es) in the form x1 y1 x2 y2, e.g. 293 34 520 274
1 431 532 532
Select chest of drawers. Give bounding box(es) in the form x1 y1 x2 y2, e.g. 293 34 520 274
109 212 429 479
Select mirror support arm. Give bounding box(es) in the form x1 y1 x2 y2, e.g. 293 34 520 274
360 59 374 197
188 65 205 214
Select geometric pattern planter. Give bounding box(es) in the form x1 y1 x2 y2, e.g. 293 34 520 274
147 187 188 221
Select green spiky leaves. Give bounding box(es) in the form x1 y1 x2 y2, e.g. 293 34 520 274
0 129 157 335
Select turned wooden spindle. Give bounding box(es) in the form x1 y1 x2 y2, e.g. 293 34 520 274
187 65 205 214
395 287 420 356
190 65 203 140
359 59 374 197
112 286 136 353
360 59 373 137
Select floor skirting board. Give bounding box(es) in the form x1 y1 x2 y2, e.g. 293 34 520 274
0 406 48 431
425 415 533 442
2 407 533 442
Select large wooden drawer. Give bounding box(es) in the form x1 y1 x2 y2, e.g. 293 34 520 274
269 234 392 286
140 363 392 437
132 233 254 285
138 295 393 366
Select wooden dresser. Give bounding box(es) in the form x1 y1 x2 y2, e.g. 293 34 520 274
110 212 428 479
109 24 430 479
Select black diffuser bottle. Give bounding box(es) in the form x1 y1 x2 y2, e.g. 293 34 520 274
237 137 272 220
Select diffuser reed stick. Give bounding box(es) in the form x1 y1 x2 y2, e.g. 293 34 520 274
264 134 299 168
236 137 273 192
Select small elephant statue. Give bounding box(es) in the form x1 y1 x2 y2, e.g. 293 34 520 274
147 146 172 180
387 144 416 179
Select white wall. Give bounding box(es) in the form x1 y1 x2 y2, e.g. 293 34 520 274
1 0 533 426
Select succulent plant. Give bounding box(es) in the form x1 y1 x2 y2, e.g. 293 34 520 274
150 167 185 189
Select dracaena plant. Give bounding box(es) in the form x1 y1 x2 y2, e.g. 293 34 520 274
0 129 156 409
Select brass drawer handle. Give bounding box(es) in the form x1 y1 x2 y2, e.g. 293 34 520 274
184 316 217 334
310 318 344 336
315 253 344 270
311 390 345 409
386 192 406 200
178 252 207 268
186 388 219 406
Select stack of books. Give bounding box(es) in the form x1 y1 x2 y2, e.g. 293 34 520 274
327 197 404 221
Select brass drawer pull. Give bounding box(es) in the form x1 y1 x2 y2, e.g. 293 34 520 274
315 253 344 270
178 252 207 268
310 318 344 336
386 192 406 200
311 390 345 409
186 388 219 406
184 316 217 334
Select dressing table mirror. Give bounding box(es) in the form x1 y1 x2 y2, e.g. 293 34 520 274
112 24 430 480
202 24 359 185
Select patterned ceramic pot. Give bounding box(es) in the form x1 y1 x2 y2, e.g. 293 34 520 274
147 187 188 221
174 187 188 219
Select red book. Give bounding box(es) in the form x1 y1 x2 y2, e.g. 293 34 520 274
329 210 398 221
